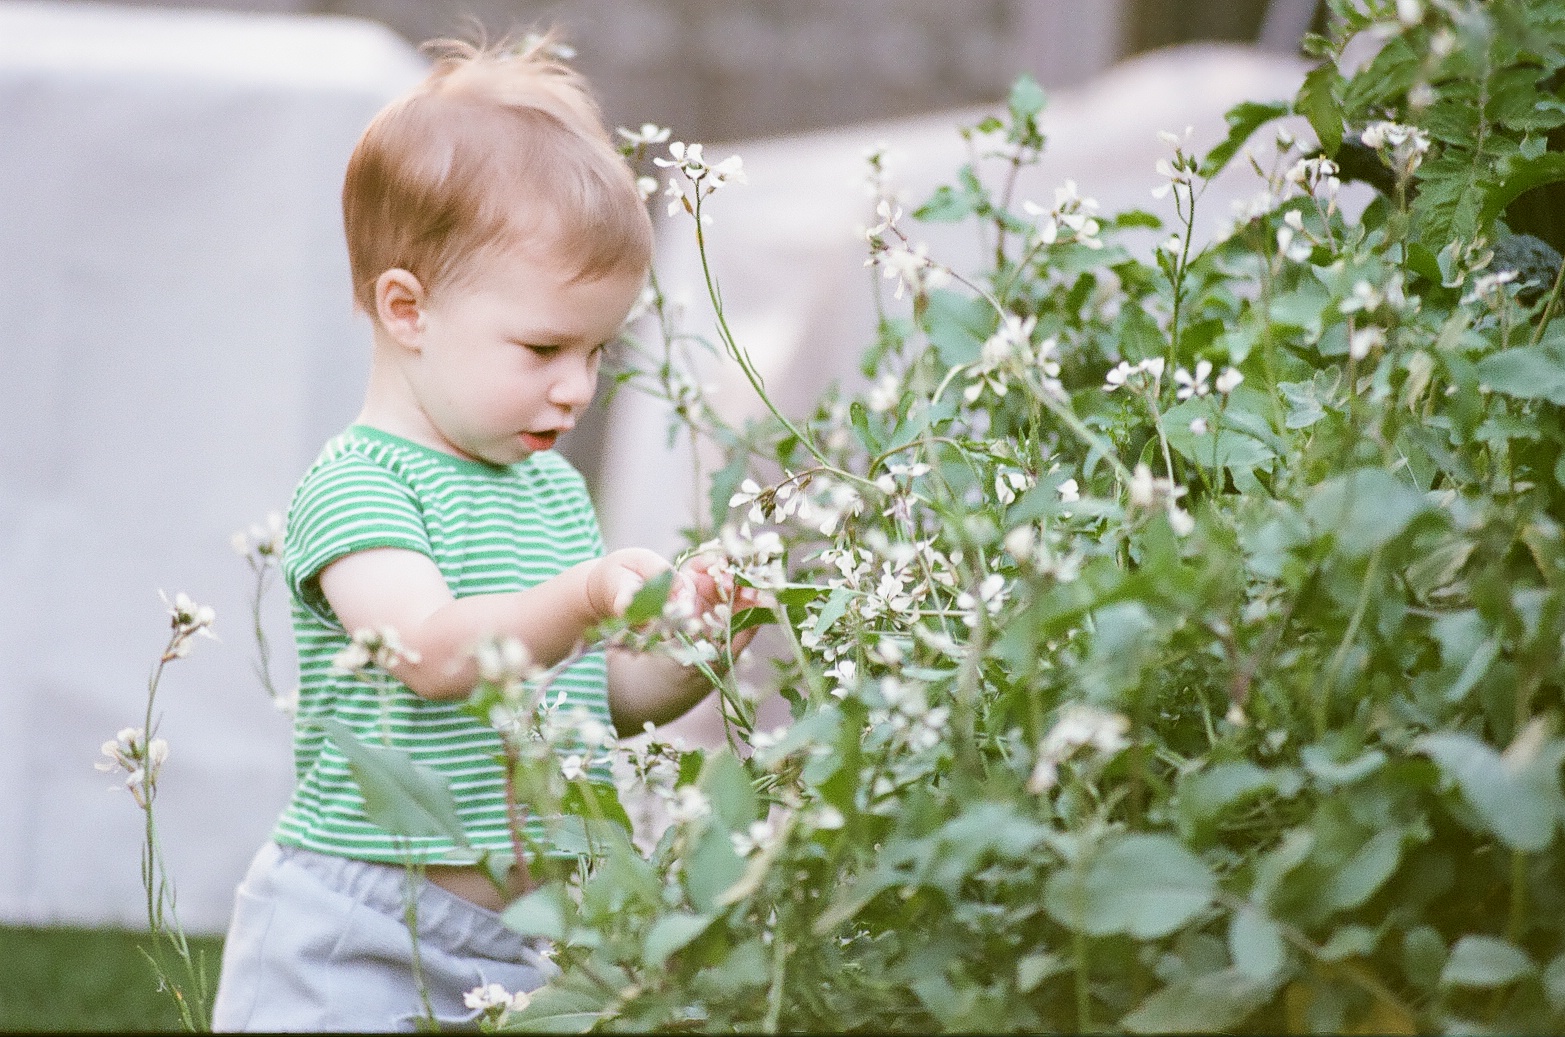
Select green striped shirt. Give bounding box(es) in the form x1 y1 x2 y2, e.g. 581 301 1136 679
273 425 612 863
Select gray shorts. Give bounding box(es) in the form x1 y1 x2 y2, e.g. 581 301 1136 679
211 842 556 1032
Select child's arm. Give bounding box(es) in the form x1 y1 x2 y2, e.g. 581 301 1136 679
318 545 668 700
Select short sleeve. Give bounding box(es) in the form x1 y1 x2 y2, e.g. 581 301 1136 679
283 453 432 625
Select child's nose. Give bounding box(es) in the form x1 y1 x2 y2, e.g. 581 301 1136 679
549 358 598 409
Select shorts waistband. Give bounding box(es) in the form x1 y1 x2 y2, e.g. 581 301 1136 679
273 843 536 963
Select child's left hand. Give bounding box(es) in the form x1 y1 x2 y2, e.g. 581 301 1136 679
672 553 768 659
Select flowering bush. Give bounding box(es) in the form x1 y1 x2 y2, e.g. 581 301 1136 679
492 2 1565 1032
108 1 1565 1032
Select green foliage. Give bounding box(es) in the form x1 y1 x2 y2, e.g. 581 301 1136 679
336 1 1565 1032
320 718 471 845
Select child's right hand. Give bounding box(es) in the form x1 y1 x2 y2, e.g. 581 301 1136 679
586 549 674 620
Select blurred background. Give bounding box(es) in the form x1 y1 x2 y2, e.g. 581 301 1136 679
89 0 1318 139
0 0 1328 1026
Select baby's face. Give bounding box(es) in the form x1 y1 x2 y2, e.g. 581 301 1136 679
406 243 644 466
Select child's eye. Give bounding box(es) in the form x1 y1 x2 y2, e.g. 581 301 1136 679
522 343 560 358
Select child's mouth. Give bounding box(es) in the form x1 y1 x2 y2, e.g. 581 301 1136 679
519 430 559 452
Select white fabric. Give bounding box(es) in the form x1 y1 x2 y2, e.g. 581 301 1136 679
0 1 425 930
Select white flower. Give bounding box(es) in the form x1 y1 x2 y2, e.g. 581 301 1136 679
1462 269 1519 308
995 468 1033 506
654 141 746 220
1027 703 1130 793
1285 156 1341 206
560 754 586 781
617 122 671 147
1174 359 1212 400
669 785 712 825
1190 417 1209 436
474 636 537 687
1023 179 1102 249
731 819 775 857
1168 506 1196 537
1058 478 1080 504
1361 121 1432 176
231 511 285 566
464 983 531 1024
1215 367 1244 394
332 626 421 675
159 590 216 661
635 175 658 202
873 241 949 300
1396 0 1423 25
1276 225 1313 263
1128 462 1185 513
810 805 845 830
1349 325 1386 361
1104 357 1163 393
97 727 169 809
274 687 300 716
956 573 1008 627
867 373 901 413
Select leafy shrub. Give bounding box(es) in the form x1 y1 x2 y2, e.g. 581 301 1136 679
286 1 1565 1032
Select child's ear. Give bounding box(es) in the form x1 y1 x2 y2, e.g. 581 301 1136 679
374 269 427 349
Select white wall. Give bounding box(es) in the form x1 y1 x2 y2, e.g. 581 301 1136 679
0 0 425 931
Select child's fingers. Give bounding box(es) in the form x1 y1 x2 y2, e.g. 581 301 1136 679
611 572 645 615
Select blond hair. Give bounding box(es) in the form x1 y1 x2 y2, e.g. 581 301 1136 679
342 36 652 313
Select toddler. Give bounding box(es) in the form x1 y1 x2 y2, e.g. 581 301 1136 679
211 36 753 1031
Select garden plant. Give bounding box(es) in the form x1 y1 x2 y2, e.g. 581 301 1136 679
102 0 1565 1032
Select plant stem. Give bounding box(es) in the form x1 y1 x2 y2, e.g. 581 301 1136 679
764 935 789 1032
1317 546 1381 740
1507 848 1527 945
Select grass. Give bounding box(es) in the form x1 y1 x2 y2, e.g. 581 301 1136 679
0 925 222 1032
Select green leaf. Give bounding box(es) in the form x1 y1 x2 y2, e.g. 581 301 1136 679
642 911 714 969
1544 953 1565 1014
1043 834 1216 939
318 719 468 844
1301 744 1387 787
502 884 570 941
1475 344 1565 405
850 400 878 451
1017 951 1065 993
1201 100 1290 177
1295 62 1344 155
1441 936 1536 989
1480 152 1565 228
1416 729 1565 851
560 780 632 834
1177 762 1300 843
700 751 758 830
1317 924 1379 961
1230 906 1288 982
1403 926 1448 991
1121 968 1274 1033
1303 468 1432 556
623 569 674 625
1008 73 1047 124
1165 399 1277 473
914 183 979 223
684 821 747 914
922 288 992 367
1323 829 1403 911
811 586 854 638
503 980 609 1033
1279 374 1336 429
